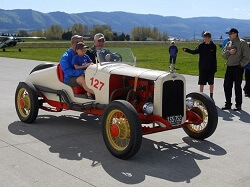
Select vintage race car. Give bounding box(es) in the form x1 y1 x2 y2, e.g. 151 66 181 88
15 48 218 159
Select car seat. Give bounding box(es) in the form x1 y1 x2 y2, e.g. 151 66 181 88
57 64 86 94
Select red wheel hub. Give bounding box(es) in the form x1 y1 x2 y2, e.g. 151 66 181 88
110 124 119 138
19 98 25 109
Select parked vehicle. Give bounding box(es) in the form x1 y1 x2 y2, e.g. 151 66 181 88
15 48 218 159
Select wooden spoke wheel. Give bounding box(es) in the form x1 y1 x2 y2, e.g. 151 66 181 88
15 82 39 123
102 100 142 159
183 92 218 140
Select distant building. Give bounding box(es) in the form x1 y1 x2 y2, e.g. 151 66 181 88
145 37 154 41
168 37 181 41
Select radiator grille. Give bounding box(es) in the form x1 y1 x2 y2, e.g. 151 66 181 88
162 80 184 125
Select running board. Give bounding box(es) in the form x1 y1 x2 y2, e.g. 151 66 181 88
34 84 106 111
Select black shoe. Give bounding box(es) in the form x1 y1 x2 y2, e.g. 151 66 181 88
233 105 241 111
210 97 215 103
221 104 231 110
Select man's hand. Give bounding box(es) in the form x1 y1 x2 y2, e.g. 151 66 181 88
105 54 111 61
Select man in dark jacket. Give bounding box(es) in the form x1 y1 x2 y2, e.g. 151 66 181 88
183 32 217 101
86 33 105 63
169 41 178 64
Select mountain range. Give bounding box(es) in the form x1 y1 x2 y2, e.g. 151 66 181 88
1 9 250 39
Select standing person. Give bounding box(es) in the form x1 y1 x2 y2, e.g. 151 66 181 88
183 32 217 101
243 62 250 97
86 33 106 63
221 29 231 49
221 28 250 110
59 35 94 99
221 37 230 49
169 41 178 64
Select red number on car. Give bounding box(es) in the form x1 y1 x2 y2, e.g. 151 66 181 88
90 77 105 91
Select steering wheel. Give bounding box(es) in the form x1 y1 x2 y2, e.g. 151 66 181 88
110 53 122 62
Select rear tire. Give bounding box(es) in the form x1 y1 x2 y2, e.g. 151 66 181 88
15 82 39 123
183 92 218 139
102 100 142 159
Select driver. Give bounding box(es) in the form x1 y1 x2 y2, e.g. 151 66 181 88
59 35 94 99
86 33 111 62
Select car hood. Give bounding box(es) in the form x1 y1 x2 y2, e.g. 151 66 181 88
99 63 169 81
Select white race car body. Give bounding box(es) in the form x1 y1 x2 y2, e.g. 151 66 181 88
16 47 218 159
27 61 186 125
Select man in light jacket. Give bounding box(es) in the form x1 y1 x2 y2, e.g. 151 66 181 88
221 28 250 110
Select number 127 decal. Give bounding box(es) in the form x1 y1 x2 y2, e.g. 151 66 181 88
90 77 105 91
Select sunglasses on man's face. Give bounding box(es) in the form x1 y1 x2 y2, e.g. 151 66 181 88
98 39 105 43
229 32 236 35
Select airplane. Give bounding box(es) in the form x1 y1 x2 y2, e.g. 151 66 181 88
0 35 46 52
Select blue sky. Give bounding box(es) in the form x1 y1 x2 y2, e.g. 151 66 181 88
1 0 250 19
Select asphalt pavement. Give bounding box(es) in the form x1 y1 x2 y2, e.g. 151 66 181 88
0 57 249 187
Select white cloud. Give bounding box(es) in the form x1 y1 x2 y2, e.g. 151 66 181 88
234 8 239 11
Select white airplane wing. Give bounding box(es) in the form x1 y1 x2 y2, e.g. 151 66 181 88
0 36 46 39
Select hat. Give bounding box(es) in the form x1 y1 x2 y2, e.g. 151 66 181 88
94 33 105 41
203 31 211 38
171 41 175 44
71 35 83 44
227 28 239 34
76 42 89 50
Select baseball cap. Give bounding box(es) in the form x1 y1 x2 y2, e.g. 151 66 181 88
226 28 239 34
76 42 89 50
71 35 83 44
94 33 105 41
203 31 211 38
171 41 175 44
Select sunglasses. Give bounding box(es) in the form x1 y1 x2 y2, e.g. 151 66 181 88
229 32 237 35
98 39 105 43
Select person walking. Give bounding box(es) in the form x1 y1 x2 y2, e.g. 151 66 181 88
169 41 178 64
221 28 250 110
183 32 217 101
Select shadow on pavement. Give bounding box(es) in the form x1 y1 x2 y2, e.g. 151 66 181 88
230 110 250 123
217 106 235 121
217 106 250 123
8 114 226 184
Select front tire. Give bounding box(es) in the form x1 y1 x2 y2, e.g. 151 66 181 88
183 92 218 139
102 100 142 159
15 82 39 123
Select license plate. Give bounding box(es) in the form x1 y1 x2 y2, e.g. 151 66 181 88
166 115 183 126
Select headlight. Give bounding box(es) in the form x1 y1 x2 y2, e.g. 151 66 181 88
143 102 154 115
186 97 194 109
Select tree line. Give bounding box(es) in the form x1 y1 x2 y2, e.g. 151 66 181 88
15 23 169 41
